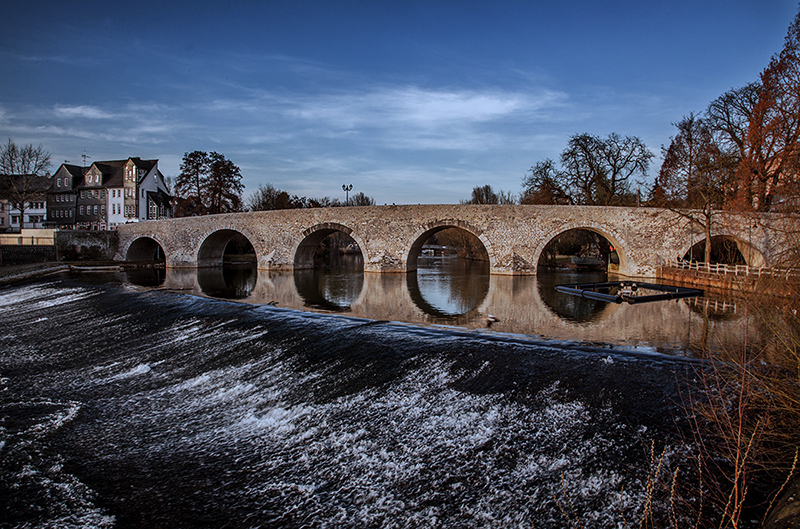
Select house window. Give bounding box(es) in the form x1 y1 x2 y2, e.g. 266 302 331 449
101 205 105 216
79 206 84 215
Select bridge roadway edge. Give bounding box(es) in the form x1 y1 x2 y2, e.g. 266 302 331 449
113 205 789 278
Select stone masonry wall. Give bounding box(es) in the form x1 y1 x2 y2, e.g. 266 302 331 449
0 245 57 266
114 205 791 278
56 230 119 261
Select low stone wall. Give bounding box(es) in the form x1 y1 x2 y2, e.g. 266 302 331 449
0 231 119 266
657 267 798 297
0 244 57 266
56 230 119 261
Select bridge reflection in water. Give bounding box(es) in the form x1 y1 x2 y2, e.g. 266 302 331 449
124 258 788 358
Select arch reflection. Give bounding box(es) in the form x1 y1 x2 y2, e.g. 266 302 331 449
195 230 257 299
294 254 364 312
537 270 614 323
125 267 166 287
408 255 490 320
197 265 257 299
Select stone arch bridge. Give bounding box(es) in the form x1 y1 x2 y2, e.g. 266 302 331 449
114 205 788 277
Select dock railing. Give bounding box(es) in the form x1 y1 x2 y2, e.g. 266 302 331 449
672 258 800 282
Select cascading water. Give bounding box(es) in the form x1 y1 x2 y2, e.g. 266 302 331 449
0 274 712 528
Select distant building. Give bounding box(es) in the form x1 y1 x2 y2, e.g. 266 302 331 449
8 200 48 229
0 174 52 231
0 199 9 231
47 157 172 230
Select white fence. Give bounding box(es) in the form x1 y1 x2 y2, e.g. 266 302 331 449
672 258 800 282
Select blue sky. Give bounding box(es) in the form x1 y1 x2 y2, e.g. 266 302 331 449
1 1 797 205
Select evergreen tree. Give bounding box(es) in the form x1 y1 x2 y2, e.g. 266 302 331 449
174 150 243 216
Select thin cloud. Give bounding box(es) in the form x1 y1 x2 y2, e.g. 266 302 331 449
289 86 567 129
54 105 116 120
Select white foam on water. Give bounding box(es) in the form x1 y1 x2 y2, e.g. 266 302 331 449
110 363 152 380
1 280 688 527
136 361 661 528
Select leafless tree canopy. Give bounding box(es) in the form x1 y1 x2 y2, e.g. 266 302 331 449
0 139 53 229
522 133 653 206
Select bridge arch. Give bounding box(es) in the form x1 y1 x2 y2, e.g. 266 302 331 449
680 233 767 267
125 236 166 263
406 220 494 272
197 229 256 267
532 222 633 275
293 222 368 270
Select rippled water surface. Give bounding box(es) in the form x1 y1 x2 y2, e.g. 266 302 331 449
0 270 709 528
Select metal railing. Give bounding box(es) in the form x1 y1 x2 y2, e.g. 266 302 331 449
672 258 800 281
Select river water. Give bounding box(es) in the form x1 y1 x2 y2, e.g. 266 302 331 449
0 257 780 528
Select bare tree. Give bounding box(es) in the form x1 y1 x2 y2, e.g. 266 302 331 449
248 183 306 210
0 139 52 230
705 83 760 164
652 114 737 262
521 159 572 205
737 8 800 211
599 132 653 205
349 191 375 206
523 133 652 206
461 184 515 204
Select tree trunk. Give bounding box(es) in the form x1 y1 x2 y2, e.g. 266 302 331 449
704 208 713 263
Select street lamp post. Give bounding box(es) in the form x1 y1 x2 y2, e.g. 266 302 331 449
342 184 353 205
